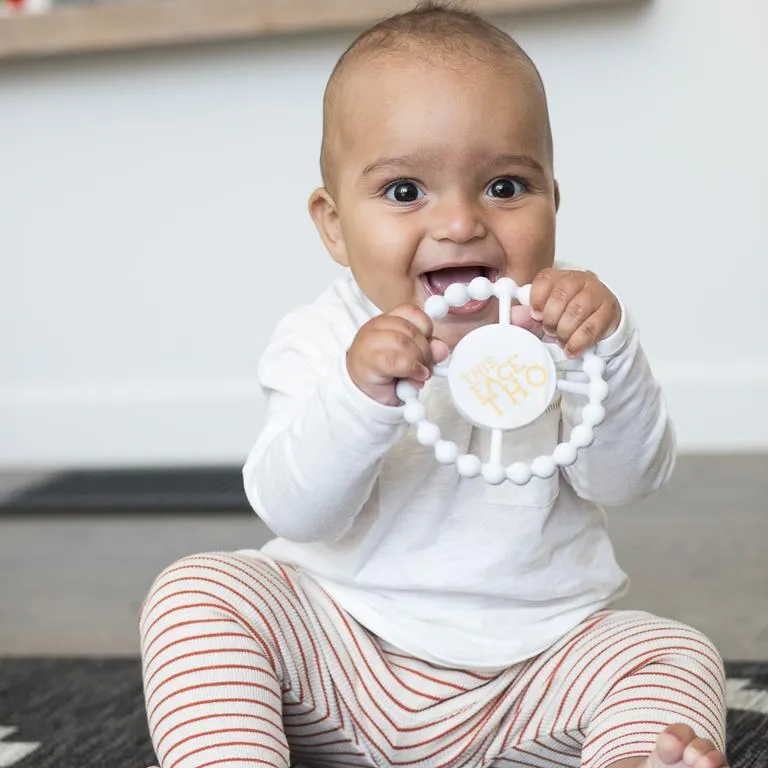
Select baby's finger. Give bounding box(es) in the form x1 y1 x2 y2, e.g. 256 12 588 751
377 341 431 382
554 289 602 346
378 315 435 369
528 268 559 318
563 303 615 357
539 272 588 334
430 338 450 364
510 304 545 338
387 304 434 339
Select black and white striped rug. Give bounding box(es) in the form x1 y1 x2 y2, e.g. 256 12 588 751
1 659 767 767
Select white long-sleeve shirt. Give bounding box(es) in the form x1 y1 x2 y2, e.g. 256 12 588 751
243 272 675 669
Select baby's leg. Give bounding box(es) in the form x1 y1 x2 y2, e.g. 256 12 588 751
140 551 367 768
602 723 727 768
579 612 727 768
486 611 726 768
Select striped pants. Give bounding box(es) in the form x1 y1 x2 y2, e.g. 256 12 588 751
140 551 726 768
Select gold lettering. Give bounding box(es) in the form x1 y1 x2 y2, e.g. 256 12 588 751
525 364 548 389
477 388 504 416
501 376 529 407
497 354 526 381
461 354 549 419
461 358 497 387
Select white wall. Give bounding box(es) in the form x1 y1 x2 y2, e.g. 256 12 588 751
1 0 766 468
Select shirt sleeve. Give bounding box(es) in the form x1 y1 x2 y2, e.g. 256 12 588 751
242 306 406 543
558 298 677 506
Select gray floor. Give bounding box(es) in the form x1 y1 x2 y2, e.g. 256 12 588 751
0 455 766 659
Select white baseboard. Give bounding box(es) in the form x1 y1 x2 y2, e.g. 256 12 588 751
0 380 262 468
1 366 766 467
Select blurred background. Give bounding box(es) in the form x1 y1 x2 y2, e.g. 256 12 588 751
0 0 766 658
1 2 767 765
2 0 765 469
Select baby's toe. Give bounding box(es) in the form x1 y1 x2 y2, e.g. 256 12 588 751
692 746 728 768
684 737 715 764
655 724 695 764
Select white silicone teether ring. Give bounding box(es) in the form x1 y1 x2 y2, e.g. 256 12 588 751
395 278 609 485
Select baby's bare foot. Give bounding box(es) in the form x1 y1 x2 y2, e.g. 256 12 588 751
614 723 728 768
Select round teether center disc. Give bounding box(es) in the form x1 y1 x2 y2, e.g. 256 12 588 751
447 324 557 431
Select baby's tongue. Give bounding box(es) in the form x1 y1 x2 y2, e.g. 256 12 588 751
426 266 485 295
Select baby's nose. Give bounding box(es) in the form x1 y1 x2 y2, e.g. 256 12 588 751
430 198 487 244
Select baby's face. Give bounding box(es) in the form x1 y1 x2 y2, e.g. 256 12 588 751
315 56 558 348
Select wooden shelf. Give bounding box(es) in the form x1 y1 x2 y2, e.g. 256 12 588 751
0 0 639 61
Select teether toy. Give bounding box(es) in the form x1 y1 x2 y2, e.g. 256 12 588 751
395 276 608 485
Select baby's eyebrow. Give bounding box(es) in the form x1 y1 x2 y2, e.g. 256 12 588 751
361 152 545 178
361 154 426 177
488 153 545 174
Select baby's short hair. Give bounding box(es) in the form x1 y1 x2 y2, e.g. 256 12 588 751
320 1 552 189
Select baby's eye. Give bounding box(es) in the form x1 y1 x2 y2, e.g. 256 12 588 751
487 177 526 199
384 181 425 204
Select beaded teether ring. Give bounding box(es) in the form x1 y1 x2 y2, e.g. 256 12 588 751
394 276 609 485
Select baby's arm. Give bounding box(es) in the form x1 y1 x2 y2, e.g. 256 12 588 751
243 311 402 543
529 268 674 506
243 302 442 542
558 306 675 505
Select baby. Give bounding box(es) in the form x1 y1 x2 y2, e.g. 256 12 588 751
140 4 728 768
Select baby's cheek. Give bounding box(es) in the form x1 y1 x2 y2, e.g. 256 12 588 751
502 223 555 279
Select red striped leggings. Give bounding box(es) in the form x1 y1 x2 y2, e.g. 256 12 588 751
140 551 726 768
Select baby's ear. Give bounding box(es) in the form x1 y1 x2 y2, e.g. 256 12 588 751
554 180 561 212
308 187 349 267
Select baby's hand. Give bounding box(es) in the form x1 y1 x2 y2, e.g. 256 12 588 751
347 305 450 406
529 268 621 358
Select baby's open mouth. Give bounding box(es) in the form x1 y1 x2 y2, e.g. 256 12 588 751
421 265 499 315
